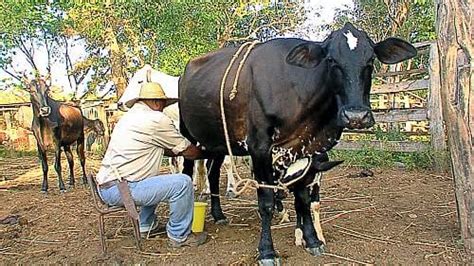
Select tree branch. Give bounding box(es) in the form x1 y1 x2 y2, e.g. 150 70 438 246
15 37 39 73
44 31 52 79
1 67 22 82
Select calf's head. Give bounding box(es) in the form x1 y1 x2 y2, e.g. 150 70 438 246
26 79 51 117
94 120 106 136
286 22 417 129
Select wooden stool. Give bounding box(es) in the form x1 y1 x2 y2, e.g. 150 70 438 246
86 174 142 254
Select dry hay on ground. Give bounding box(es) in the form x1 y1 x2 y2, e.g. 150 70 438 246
0 154 468 264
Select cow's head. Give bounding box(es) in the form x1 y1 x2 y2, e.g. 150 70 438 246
286 22 416 129
25 79 51 117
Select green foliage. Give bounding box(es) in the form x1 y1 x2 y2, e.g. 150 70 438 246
0 86 29 104
373 126 408 141
59 1 305 94
0 1 63 70
0 146 36 158
329 145 444 170
325 0 435 42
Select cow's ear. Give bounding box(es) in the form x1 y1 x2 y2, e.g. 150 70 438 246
315 160 343 172
286 43 325 68
374 38 417 64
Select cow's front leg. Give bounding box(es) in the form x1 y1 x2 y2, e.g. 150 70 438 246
207 155 228 224
309 179 325 244
294 187 325 256
295 209 305 247
257 187 279 264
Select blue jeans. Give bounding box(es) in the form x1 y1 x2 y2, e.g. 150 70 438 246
99 174 194 242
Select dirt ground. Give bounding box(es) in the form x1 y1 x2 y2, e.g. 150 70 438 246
0 152 469 265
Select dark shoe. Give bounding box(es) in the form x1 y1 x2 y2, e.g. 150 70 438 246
168 232 208 248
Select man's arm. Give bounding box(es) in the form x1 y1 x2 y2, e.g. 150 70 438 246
153 115 212 160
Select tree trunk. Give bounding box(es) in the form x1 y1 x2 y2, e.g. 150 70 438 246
436 0 473 258
107 29 128 99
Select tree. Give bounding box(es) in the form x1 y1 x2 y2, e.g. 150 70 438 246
0 1 62 80
435 0 473 258
326 0 436 42
1 2 306 99
62 1 306 98
0 2 98 100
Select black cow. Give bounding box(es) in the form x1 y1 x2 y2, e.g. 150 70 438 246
26 78 87 193
179 22 416 264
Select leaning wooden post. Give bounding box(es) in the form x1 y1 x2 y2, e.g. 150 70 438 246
436 0 473 258
427 42 447 171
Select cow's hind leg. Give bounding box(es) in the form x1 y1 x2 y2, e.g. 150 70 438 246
207 155 228 224
182 158 194 178
76 135 87 185
294 187 324 256
54 144 66 192
64 145 75 187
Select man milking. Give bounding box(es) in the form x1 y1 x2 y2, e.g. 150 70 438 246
96 81 207 247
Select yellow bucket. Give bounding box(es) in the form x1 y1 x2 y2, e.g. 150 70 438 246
191 202 208 233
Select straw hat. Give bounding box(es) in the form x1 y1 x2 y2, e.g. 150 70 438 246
125 82 179 108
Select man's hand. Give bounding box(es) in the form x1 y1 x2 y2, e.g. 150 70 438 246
181 144 215 160
181 144 204 160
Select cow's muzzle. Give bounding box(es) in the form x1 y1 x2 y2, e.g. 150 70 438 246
39 106 51 117
338 106 374 129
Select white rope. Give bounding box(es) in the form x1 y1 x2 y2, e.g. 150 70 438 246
218 41 306 196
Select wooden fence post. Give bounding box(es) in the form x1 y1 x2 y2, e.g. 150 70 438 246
427 42 447 171
436 0 473 258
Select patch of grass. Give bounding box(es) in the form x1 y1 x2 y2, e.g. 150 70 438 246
329 146 449 171
332 128 451 171
0 146 37 158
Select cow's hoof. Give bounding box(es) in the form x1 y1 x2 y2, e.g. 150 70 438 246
258 257 282 266
225 190 236 199
215 218 229 225
60 188 67 193
294 228 305 246
305 245 325 256
40 190 48 195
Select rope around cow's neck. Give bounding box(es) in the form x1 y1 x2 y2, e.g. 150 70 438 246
218 40 306 196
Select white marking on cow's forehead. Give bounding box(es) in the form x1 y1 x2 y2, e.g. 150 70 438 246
343 30 358 50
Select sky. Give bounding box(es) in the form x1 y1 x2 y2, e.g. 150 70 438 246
0 0 354 95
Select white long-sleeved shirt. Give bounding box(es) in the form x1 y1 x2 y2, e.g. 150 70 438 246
96 102 190 185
